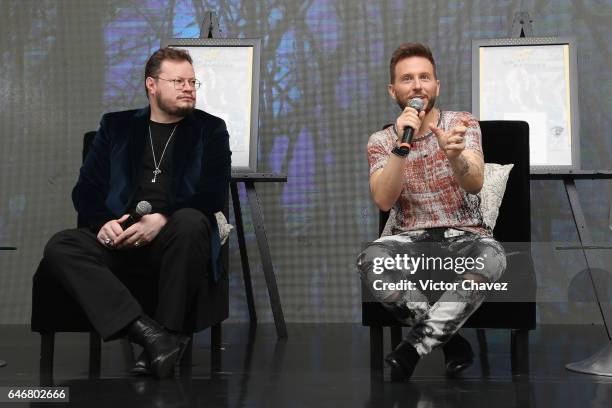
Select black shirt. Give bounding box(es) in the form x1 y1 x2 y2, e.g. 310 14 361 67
130 120 181 213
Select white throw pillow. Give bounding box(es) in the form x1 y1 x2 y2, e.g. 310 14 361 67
479 163 514 230
215 212 234 245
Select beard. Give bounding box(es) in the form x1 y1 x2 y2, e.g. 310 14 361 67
156 93 195 118
396 94 437 113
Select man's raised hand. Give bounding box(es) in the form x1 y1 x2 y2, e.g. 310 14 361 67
429 117 470 160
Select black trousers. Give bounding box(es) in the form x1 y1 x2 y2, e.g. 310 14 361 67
42 208 212 340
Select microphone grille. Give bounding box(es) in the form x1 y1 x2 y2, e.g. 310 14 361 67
409 98 424 112
135 200 152 216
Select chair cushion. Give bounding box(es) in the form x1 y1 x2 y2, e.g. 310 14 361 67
479 163 514 230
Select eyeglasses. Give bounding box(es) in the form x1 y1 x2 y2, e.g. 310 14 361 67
153 77 201 90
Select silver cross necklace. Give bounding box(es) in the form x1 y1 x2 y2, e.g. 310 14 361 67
148 123 178 183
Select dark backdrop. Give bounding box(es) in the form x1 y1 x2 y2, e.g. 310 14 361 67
1 0 610 324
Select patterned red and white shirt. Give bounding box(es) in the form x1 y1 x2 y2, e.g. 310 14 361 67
367 110 489 236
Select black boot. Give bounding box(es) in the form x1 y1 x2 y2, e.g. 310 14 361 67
443 333 474 376
384 340 420 381
126 315 190 379
129 351 150 376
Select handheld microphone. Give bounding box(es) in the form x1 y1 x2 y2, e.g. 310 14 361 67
123 201 152 229
398 98 425 154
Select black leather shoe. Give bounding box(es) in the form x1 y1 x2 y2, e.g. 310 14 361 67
384 340 420 381
129 351 150 376
443 333 474 376
126 315 190 379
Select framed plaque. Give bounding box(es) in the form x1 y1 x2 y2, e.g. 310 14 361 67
472 37 580 173
162 38 261 173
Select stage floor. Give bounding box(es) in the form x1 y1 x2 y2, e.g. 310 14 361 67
0 323 611 407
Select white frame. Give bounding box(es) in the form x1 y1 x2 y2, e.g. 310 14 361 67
162 38 261 173
472 37 580 174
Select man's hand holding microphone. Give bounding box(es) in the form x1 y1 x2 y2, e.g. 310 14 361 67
96 201 168 249
394 98 425 155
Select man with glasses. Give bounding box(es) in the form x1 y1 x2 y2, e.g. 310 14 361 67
38 47 231 379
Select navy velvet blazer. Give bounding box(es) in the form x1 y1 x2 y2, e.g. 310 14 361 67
72 105 231 280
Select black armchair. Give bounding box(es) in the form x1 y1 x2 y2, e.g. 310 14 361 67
362 121 536 375
31 131 229 378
